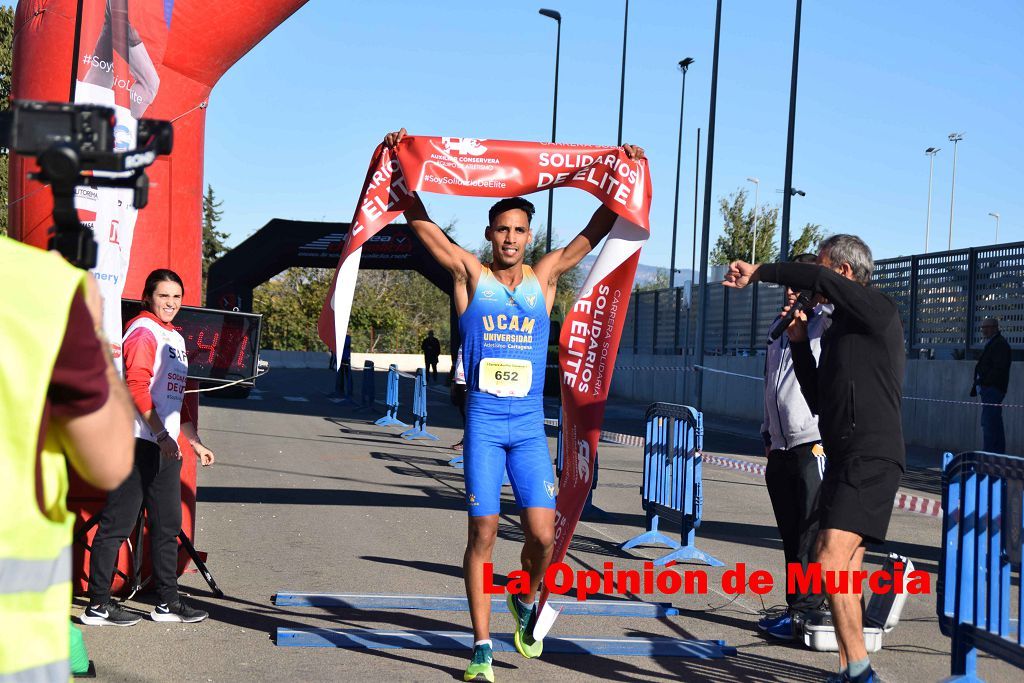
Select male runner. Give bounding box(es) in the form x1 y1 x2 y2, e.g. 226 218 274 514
384 129 644 682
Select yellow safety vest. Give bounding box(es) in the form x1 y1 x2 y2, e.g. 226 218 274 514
0 237 87 681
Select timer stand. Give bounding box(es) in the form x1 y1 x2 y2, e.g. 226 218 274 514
74 512 224 599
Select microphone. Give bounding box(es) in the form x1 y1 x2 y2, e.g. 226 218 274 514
768 291 815 342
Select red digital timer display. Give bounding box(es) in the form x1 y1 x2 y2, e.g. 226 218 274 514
121 301 263 386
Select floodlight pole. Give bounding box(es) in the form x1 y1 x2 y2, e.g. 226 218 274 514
947 132 964 250
989 212 1000 244
539 9 562 253
747 177 760 262
669 58 694 288
617 0 628 145
695 0 722 411
924 147 940 253
779 0 803 260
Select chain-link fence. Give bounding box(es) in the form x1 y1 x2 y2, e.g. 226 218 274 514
621 240 1024 357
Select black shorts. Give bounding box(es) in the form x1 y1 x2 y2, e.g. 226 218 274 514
818 455 903 545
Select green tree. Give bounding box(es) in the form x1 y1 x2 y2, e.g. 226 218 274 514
709 188 780 265
253 268 333 351
0 6 15 237
201 184 228 299
343 219 459 353
633 269 670 292
788 222 826 260
348 270 450 353
252 266 453 354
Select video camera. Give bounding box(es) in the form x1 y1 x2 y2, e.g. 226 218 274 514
0 100 173 269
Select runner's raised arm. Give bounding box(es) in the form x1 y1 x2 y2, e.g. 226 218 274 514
383 129 479 285
533 143 645 302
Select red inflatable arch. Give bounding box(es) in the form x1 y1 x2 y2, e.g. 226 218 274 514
9 0 308 592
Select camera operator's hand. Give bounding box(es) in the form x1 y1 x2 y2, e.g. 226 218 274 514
722 260 759 289
384 128 407 149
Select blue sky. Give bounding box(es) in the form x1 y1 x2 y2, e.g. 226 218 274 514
12 1 1023 266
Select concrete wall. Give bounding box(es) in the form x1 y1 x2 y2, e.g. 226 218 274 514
259 350 452 375
258 350 333 370
901 361 1023 453
611 353 1024 454
351 353 452 375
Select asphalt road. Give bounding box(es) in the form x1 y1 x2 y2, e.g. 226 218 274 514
71 368 1017 682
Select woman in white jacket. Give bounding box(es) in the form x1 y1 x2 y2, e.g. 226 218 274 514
82 269 214 626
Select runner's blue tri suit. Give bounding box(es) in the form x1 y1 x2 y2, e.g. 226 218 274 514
461 265 555 516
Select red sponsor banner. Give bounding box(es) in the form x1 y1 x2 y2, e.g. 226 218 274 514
316 143 412 351
317 135 651 629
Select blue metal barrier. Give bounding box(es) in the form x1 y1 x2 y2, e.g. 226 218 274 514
374 365 408 427
359 360 375 408
621 402 722 567
401 369 438 440
938 450 1024 681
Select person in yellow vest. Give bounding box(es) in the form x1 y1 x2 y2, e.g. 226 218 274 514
0 236 135 681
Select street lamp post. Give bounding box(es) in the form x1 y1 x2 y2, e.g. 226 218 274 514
746 177 759 262
773 188 805 258
779 0 804 260
989 212 1000 244
539 8 561 253
924 147 940 253
669 57 695 288
695 0 723 411
681 127 701 406
617 0 629 145
948 132 964 250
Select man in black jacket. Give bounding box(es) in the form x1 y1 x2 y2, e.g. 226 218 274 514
421 330 441 382
723 234 903 683
973 318 1012 453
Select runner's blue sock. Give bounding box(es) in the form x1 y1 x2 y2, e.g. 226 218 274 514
848 658 870 680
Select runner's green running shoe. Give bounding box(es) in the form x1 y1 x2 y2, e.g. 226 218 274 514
507 593 543 659
463 643 494 682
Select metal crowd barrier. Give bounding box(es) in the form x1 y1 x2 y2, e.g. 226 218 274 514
374 364 407 427
360 360 375 407
621 402 722 567
938 450 1024 681
401 368 438 441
